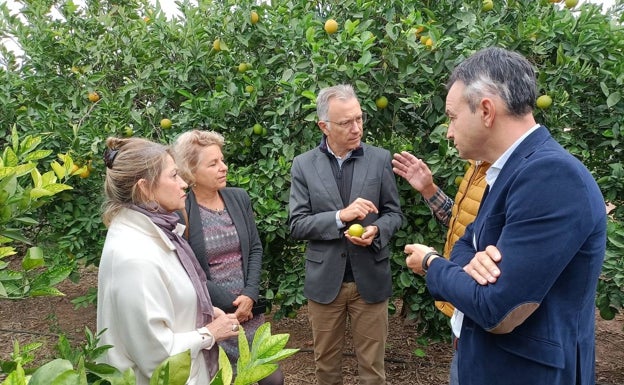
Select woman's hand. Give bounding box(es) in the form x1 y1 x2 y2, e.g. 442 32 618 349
233 295 254 323
205 310 239 342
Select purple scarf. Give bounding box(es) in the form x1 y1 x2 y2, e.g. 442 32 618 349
131 205 219 378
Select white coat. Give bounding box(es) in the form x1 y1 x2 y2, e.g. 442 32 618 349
97 208 214 385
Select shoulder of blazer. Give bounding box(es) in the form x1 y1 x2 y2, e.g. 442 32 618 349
514 126 553 158
361 143 389 158
222 187 249 200
294 146 322 162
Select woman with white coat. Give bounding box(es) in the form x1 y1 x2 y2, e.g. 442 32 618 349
97 136 240 385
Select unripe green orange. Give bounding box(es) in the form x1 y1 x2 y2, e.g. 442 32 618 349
536 95 553 109
160 118 172 129
375 96 389 109
348 224 365 237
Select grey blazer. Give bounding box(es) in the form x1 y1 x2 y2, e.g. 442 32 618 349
288 142 403 304
179 188 262 312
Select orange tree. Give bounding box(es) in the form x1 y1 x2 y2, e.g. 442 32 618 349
1 0 623 338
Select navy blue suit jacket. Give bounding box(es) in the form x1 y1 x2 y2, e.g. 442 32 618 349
427 127 606 385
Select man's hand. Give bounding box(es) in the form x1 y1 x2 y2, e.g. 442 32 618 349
344 225 378 246
392 152 437 199
339 198 378 222
404 243 436 275
464 245 502 285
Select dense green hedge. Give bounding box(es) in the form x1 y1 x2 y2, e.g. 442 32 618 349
1 0 623 338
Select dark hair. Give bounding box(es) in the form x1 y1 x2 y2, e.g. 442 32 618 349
447 47 537 117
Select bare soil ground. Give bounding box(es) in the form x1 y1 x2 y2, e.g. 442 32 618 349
1 265 623 384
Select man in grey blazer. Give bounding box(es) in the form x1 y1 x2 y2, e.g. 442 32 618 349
288 84 403 385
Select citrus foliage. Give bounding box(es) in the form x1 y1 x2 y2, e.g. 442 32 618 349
0 127 79 298
211 323 298 385
0 324 296 385
1 0 623 337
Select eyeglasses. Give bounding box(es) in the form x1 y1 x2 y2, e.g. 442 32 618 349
323 113 367 129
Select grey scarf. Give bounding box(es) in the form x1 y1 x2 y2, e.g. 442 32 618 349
131 204 219 378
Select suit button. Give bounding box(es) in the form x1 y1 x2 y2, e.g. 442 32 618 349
341 253 346 258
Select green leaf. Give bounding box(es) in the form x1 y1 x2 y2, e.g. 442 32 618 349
607 92 620 108
29 287 64 297
30 187 55 199
1 362 26 385
237 326 251 367
13 217 39 225
23 150 53 162
234 363 277 385
300 90 316 101
0 246 17 258
0 281 8 298
149 350 191 385
4 148 19 167
42 183 73 194
28 359 74 385
0 229 31 244
214 347 232 385
20 136 42 155
22 247 44 271
50 161 66 179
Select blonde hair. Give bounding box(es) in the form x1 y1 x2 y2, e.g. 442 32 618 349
102 137 173 226
173 130 225 186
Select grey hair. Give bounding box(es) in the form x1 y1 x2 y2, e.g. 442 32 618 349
173 129 225 186
102 137 172 227
447 47 537 117
316 84 359 121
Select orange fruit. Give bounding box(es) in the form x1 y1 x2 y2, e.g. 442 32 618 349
324 19 338 34
250 11 259 24
79 167 91 179
88 92 99 102
565 0 578 8
536 95 552 109
348 224 365 237
375 96 388 109
160 118 172 129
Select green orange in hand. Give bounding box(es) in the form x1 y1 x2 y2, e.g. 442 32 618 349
348 224 365 237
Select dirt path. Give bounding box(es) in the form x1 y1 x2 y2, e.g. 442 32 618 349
1 265 623 384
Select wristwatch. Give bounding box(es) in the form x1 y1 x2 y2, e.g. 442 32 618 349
422 251 442 273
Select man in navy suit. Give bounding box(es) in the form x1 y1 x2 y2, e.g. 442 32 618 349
289 84 402 385
405 47 606 385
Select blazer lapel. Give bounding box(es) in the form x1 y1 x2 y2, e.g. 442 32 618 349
349 145 369 203
472 126 551 250
312 151 344 208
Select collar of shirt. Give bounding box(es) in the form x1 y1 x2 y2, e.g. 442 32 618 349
485 124 541 188
319 135 363 167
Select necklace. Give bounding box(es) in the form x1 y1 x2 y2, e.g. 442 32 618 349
204 206 225 215
197 199 225 215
